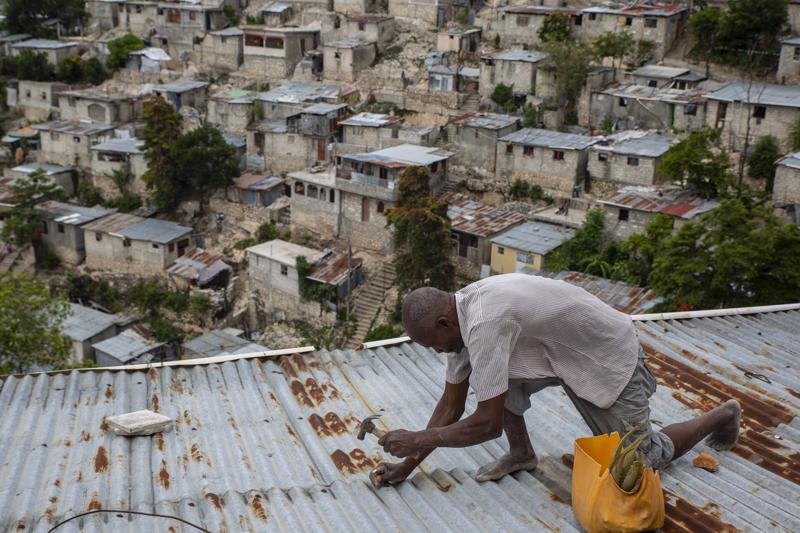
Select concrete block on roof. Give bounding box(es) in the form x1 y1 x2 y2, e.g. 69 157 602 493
105 409 174 436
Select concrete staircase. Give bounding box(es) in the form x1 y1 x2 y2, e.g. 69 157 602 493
0 246 33 274
350 261 396 347
461 94 481 112
436 179 460 198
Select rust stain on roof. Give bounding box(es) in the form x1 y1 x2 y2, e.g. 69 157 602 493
155 432 165 452
159 459 170 489
190 443 204 463
330 448 380 475
86 493 102 511
290 380 314 407
443 192 526 237
663 492 737 533
93 446 108 473
104 384 113 400
205 492 222 510
151 392 160 413
251 494 268 522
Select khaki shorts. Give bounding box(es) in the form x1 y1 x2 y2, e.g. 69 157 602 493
505 348 675 470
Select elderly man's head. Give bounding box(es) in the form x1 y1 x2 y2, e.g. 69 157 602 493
402 287 463 353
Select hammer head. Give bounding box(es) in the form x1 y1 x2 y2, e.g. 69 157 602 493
357 414 381 440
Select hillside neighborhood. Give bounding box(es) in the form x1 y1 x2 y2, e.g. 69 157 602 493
0 0 799 531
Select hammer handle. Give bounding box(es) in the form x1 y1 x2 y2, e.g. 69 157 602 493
371 427 387 439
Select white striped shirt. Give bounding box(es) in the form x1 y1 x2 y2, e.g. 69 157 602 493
446 273 640 409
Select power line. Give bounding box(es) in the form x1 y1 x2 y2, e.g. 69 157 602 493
47 509 210 533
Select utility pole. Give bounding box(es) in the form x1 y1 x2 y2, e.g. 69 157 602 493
345 238 352 323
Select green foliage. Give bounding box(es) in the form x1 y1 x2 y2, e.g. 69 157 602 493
189 293 211 318
364 322 405 342
509 178 531 199
150 314 186 344
77 180 104 207
63 273 123 312
296 255 337 304
522 103 544 128
36 246 60 270
107 33 146 70
0 273 71 373
233 237 255 250
454 7 469 25
2 169 65 247
1 50 55 81
627 39 657 67
650 198 800 309
127 278 166 316
746 135 780 192
55 56 84 84
538 40 593 124
790 117 800 151
617 214 674 286
164 291 190 314
600 117 614 134
386 167 455 293
591 31 634 69
5 0 87 37
657 128 734 198
490 83 516 111
82 57 108 85
256 222 279 242
142 95 183 209
104 193 141 213
537 13 572 43
223 5 240 26
545 208 606 272
689 0 787 69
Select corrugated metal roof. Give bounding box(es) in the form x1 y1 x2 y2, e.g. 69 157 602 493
37 201 113 226
260 2 291 13
325 38 372 49
491 222 575 255
782 37 800 45
707 81 800 107
92 329 166 364
501 5 578 15
346 144 454 167
500 128 600 150
91 138 144 154
536 270 662 314
223 133 246 149
598 82 715 104
777 151 800 170
233 173 284 190
130 47 171 62
182 329 268 358
591 131 676 158
153 79 208 93
81 212 143 235
301 102 348 115
444 192 526 238
307 254 363 285
483 50 548 63
32 120 116 136
632 65 690 79
61 303 118 342
11 38 77 49
118 218 193 244
600 186 720 220
340 112 402 127
166 248 231 285
582 4 687 17
12 162 72 175
1 309 799 531
451 112 520 130
257 81 353 104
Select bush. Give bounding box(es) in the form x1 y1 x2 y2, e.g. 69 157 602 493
528 184 544 201
509 178 530 199
233 237 255 250
189 293 211 317
163 291 190 313
37 246 61 270
77 181 104 206
150 315 185 343
490 83 515 111
104 193 141 213
364 323 405 342
255 222 278 242
107 33 145 69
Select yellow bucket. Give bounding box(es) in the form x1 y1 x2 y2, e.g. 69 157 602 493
572 433 665 533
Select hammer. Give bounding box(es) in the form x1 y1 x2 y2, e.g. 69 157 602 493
357 414 386 440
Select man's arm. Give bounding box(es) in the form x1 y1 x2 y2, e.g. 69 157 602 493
370 379 469 486
378 393 506 458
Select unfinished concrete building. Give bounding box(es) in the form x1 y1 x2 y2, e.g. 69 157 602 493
10 39 79 63
207 89 258 134
339 112 404 152
587 132 676 189
242 26 320 79
256 81 354 120
36 201 114 265
437 27 481 55
200 27 244 72
323 39 376 83
34 121 116 169
15 80 69 121
774 152 800 206
152 80 209 111
57 86 147 124
479 50 548 99
90 138 148 197
779 38 800 85
590 83 709 132
344 15 396 52
500 5 581 48
444 113 520 174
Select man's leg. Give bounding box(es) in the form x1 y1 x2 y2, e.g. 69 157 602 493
661 399 741 460
475 409 539 482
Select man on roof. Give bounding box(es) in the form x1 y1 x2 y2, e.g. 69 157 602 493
371 273 741 486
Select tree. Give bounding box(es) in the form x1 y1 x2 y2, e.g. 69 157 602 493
592 31 634 70
1 169 65 247
626 39 657 67
141 95 183 209
537 13 572 43
490 83 515 111
223 4 240 26
538 40 592 125
689 7 723 73
746 135 780 192
658 128 734 198
5 0 87 37
650 198 800 309
0 273 71 373
386 167 455 293
55 56 84 84
522 103 544 128
789 117 800 151
107 33 146 70
168 125 239 204
618 214 674 286
6 50 55 81
544 207 606 272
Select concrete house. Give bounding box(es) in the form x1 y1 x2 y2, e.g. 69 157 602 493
437 27 481 55
323 39 377 83
444 113 520 173
15 80 70 121
155 1 230 58
199 27 244 72
490 221 575 274
500 5 581 48
57 86 147 124
256 81 354 121
87 0 122 32
93 329 168 367
427 63 479 93
227 173 286 207
344 15 397 52
242 25 320 79
774 152 800 206
599 185 719 241
36 201 113 265
126 47 172 73
90 138 148 197
339 112 403 152
629 65 693 88
778 37 800 84
61 303 119 363
587 131 676 188
246 239 363 319
7 163 76 197
335 144 454 251
259 3 294 26
33 121 115 169
706 81 800 152
152 79 209 111
579 4 688 61
287 169 340 239
246 119 309 172
496 128 600 195
166 248 232 291
590 83 709 132
388 0 463 27
82 213 193 275
479 50 549 99
0 34 31 57
10 39 79 64
207 89 258 134
444 192 526 269
288 102 349 163
120 1 161 34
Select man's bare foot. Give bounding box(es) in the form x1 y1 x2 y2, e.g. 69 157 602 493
705 399 742 451
475 452 539 482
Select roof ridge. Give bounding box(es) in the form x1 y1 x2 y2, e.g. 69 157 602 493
631 302 800 321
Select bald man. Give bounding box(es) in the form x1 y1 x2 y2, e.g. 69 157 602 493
371 273 741 487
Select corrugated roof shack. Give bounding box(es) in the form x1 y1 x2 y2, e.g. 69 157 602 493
36 201 114 265
1 306 798 531
227 173 286 207
60 302 119 363
587 131 677 188
444 113 520 174
92 329 167 367
775 152 800 208
166 248 232 291
490 222 575 274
